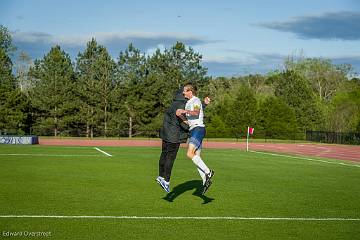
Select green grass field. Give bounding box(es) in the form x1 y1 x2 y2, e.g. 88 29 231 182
0 145 359 239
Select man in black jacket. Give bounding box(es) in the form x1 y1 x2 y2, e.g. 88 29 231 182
156 88 189 193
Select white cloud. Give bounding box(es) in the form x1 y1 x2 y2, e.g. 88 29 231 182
12 30 210 48
11 30 213 60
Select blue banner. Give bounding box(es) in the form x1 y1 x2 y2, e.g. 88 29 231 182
0 136 39 145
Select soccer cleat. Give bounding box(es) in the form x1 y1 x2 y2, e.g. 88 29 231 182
156 176 164 185
156 176 170 193
206 170 215 182
162 181 170 193
202 170 215 195
202 179 212 195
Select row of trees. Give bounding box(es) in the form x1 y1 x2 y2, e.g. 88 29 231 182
1 25 359 139
204 70 359 138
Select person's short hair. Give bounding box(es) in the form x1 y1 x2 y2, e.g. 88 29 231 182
184 83 197 95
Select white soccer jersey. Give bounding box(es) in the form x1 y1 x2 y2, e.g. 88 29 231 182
185 96 205 130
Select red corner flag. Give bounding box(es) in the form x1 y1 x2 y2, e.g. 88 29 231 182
246 127 254 152
248 127 254 135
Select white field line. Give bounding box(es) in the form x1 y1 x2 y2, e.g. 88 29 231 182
0 215 359 221
58 146 95 149
0 154 99 157
319 154 360 161
94 147 112 157
249 150 360 168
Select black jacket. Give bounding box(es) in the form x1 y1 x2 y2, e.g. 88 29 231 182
159 89 189 143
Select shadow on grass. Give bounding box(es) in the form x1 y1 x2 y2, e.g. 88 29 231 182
162 180 214 204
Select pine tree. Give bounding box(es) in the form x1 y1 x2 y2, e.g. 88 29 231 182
0 25 30 135
76 39 116 137
114 44 148 137
29 46 76 136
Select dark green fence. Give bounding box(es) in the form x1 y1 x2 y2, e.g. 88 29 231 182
2 127 359 145
306 131 360 145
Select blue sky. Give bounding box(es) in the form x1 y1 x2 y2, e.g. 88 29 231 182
1 0 360 76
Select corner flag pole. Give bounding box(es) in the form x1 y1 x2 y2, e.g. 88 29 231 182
246 126 249 152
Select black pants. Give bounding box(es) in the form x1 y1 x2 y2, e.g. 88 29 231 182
159 140 180 182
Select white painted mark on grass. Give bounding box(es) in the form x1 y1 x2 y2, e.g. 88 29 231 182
0 154 99 157
0 215 359 221
250 150 360 168
94 147 112 157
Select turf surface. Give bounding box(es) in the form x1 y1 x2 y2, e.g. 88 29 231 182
0 145 359 239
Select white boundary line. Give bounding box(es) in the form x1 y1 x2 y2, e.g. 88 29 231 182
0 154 99 157
249 150 360 168
0 215 359 221
94 147 112 157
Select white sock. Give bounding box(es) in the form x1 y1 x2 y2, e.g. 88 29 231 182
194 150 206 184
197 168 206 184
192 155 210 178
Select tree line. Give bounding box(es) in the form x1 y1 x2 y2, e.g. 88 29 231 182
1 25 359 139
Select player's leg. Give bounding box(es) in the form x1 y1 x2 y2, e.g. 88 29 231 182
188 127 214 195
158 140 168 179
195 149 206 184
164 142 180 182
188 144 210 181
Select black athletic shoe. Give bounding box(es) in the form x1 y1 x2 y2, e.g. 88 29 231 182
202 179 212 195
202 170 215 195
